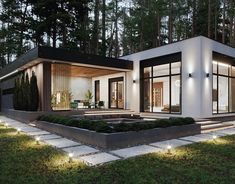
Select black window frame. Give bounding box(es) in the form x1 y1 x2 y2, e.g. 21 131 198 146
212 52 235 114
140 52 182 114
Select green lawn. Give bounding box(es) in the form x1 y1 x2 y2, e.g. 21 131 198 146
0 124 235 184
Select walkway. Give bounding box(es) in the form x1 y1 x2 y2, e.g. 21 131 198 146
1 116 235 166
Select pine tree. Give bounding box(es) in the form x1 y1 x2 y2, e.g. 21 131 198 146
13 77 19 110
25 72 30 110
30 71 39 111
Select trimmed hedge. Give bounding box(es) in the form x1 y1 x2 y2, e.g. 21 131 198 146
37 115 195 133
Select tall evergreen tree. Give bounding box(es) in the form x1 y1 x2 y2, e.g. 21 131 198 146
30 71 39 111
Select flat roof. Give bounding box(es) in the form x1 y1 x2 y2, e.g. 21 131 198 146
0 46 133 78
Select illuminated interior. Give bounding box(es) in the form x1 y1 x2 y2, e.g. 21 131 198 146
212 61 235 114
51 63 122 110
142 62 181 114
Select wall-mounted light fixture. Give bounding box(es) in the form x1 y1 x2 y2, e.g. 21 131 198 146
206 73 210 78
189 73 192 78
133 80 136 83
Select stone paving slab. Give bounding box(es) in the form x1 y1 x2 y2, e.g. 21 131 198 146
20 127 42 132
179 135 209 143
80 152 120 166
63 145 99 157
193 133 216 140
110 145 162 159
218 128 235 134
39 134 62 141
28 131 51 136
207 132 228 137
150 139 192 149
43 138 81 148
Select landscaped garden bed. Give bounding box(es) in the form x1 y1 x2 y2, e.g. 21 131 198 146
35 115 200 149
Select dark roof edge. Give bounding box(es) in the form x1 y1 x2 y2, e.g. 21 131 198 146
37 46 133 70
0 47 39 78
0 46 133 78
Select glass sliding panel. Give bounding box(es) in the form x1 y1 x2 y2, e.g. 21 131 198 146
218 76 228 113
95 80 100 103
213 61 217 74
171 62 181 74
229 78 235 112
218 63 229 76
153 64 169 77
143 79 152 112
110 82 117 108
51 64 72 110
171 75 181 113
152 77 169 113
117 81 124 109
144 67 152 78
212 75 218 113
231 67 235 77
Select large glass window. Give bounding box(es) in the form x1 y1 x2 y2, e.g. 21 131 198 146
51 64 72 110
213 61 235 114
142 61 181 114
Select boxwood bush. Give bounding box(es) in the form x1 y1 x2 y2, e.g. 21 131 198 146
37 115 195 133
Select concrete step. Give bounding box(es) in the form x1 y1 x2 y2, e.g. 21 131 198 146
201 122 234 133
196 120 221 126
195 118 210 122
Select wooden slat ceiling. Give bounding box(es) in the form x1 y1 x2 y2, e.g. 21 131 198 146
52 64 120 78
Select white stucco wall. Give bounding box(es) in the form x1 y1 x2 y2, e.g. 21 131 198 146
70 77 92 101
121 36 235 118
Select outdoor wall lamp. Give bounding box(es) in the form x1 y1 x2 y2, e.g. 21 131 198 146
206 73 210 78
188 73 192 78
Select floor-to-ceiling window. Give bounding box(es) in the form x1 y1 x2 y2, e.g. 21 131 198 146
213 60 235 114
109 77 124 109
140 53 181 114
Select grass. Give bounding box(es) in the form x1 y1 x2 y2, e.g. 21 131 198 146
0 124 235 184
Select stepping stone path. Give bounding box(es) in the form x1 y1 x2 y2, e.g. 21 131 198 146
1 115 235 166
63 145 99 157
150 139 191 149
110 145 162 158
43 138 81 148
80 152 120 166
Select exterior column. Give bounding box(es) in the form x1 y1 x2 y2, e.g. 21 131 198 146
42 62 51 111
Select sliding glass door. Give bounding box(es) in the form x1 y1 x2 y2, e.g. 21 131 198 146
109 77 124 109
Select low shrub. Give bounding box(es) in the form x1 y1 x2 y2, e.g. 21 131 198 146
37 115 195 133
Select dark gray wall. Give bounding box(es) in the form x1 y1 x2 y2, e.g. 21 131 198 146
0 76 16 110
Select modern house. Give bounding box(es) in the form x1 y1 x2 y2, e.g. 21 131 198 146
1 36 235 119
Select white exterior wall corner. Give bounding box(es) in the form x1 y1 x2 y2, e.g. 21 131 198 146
201 37 235 118
122 37 206 118
122 36 235 118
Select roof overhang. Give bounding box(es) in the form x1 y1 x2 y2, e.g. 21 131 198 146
0 46 133 80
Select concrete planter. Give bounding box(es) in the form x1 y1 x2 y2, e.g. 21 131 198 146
35 121 201 150
3 109 84 123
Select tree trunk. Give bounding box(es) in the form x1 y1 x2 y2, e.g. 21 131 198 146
168 0 173 43
101 0 106 56
192 0 196 36
214 2 218 40
222 0 226 44
91 0 100 54
114 0 119 58
208 0 211 38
